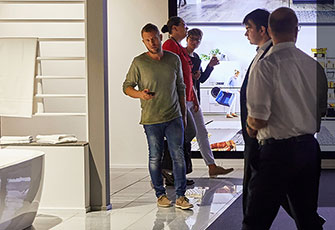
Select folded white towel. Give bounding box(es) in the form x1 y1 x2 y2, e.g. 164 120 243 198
0 135 33 144
36 134 77 144
0 38 38 117
0 140 32 144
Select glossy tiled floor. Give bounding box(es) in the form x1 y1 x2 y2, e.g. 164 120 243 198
32 168 243 230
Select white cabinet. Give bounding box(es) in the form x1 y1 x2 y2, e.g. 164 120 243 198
1 143 90 213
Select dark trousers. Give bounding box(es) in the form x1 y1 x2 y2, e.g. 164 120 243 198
242 135 322 230
242 139 259 216
243 140 295 217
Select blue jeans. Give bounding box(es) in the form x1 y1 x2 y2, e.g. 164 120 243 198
143 117 186 198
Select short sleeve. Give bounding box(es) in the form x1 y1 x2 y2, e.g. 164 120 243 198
175 56 186 97
122 59 140 94
246 60 274 121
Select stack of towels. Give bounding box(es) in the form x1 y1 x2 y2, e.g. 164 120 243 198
0 136 33 144
36 134 77 144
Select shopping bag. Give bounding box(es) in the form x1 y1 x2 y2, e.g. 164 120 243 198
215 91 235 107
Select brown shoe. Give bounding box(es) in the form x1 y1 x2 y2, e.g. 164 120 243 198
175 196 193 210
209 166 234 178
157 194 172 207
231 113 238 117
226 114 233 118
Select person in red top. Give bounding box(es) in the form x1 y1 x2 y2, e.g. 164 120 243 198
162 18 197 109
162 16 234 178
161 17 197 186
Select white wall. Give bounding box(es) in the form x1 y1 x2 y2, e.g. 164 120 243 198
108 1 168 167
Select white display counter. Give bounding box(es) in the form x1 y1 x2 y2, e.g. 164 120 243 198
0 142 90 213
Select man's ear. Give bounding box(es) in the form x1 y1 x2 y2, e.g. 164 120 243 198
267 26 273 39
159 34 163 41
260 25 267 36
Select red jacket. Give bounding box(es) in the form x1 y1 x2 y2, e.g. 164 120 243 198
163 38 194 102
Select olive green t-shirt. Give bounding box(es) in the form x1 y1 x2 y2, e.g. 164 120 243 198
123 51 186 125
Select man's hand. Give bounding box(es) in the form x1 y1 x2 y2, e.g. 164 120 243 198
193 70 201 80
182 114 187 129
193 99 199 113
208 56 220 67
141 89 155 100
246 125 258 138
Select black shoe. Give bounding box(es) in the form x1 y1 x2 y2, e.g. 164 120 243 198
186 179 195 185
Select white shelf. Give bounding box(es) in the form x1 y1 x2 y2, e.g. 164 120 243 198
36 75 85 79
0 18 85 23
33 112 86 116
35 94 86 98
37 57 85 61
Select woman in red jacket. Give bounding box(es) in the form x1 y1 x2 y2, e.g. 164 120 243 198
162 16 233 178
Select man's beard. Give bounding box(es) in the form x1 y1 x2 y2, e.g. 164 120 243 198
148 47 161 54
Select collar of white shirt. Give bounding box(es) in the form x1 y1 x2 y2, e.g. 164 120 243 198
271 41 296 53
256 39 272 52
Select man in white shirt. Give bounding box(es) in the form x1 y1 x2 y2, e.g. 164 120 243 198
243 7 327 230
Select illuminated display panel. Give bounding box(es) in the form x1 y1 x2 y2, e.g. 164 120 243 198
173 0 335 156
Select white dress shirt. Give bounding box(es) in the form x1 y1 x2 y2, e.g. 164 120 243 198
249 39 272 77
247 42 327 140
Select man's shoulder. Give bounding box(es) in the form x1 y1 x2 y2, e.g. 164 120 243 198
133 52 147 60
163 50 180 61
131 53 149 65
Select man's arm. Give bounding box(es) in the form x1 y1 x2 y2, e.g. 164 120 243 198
246 116 268 138
246 60 273 138
317 63 328 117
175 56 187 125
124 86 154 100
192 86 200 112
199 65 214 83
195 53 216 84
179 95 187 127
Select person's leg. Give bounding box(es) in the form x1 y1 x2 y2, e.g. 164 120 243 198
165 117 187 197
286 138 322 230
163 106 195 185
143 123 166 198
184 106 196 143
242 140 259 216
187 101 233 177
227 100 233 118
243 143 286 230
187 101 215 165
231 92 238 116
230 93 236 114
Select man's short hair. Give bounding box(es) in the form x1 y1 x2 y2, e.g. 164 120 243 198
243 9 270 32
141 23 160 36
187 28 203 39
269 7 298 35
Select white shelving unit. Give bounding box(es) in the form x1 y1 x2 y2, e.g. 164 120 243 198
0 0 91 212
0 0 87 139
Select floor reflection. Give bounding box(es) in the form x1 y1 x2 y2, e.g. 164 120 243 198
33 168 243 230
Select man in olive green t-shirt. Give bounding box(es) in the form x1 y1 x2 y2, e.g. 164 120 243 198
122 23 192 210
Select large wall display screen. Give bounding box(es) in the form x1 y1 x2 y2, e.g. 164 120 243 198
178 0 335 24
175 0 335 155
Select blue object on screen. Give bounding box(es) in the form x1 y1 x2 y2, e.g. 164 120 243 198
215 91 235 107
